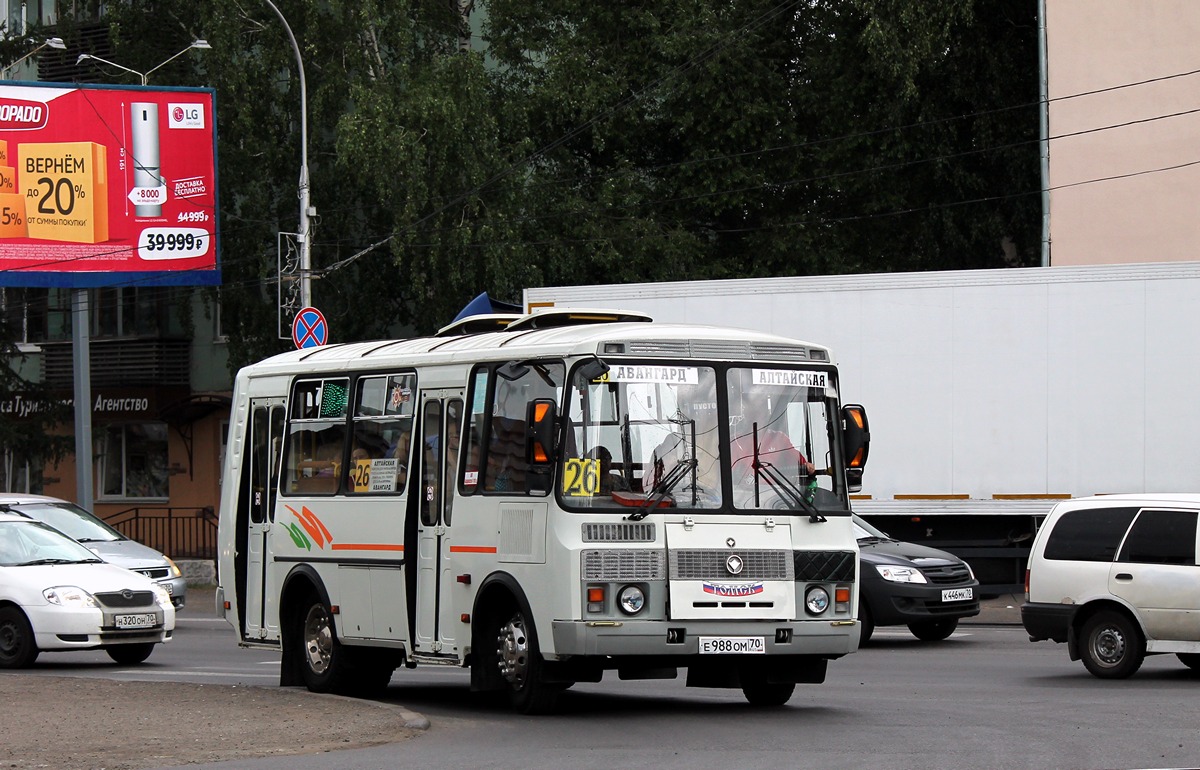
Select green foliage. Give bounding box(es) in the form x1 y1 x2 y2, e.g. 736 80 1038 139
59 0 1038 364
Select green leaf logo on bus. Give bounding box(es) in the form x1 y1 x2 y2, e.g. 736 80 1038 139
283 505 333 550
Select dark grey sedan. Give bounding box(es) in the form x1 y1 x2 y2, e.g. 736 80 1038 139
854 514 980 644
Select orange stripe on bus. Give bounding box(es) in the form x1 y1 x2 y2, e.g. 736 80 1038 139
330 543 405 551
449 545 498 553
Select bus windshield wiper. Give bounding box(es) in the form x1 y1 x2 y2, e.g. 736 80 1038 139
753 461 823 521
626 458 696 521
748 426 823 522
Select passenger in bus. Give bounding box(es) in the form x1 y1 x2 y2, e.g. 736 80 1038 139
391 431 412 487
348 447 372 491
728 390 815 485
586 446 630 494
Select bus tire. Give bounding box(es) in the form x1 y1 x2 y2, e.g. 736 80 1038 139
297 596 352 694
741 679 795 707
495 607 558 715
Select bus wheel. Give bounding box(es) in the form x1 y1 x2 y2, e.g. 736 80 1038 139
741 679 795 707
496 608 557 714
298 598 350 693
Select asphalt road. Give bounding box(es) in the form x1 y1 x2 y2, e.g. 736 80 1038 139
12 589 1200 770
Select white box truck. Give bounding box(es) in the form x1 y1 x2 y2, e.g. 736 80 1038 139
525 261 1200 593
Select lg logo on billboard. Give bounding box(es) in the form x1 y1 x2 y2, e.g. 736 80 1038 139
168 103 205 129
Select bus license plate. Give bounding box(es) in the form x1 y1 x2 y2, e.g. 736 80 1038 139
941 588 974 602
698 636 765 654
115 613 157 629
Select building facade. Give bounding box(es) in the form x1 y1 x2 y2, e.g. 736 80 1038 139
1045 0 1200 265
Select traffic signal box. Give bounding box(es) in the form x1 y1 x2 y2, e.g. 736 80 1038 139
16 141 109 243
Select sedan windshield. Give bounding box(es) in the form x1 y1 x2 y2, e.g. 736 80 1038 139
9 502 124 543
0 521 105 567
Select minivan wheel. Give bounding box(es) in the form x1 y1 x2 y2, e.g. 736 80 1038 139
1177 653 1200 672
1080 610 1144 679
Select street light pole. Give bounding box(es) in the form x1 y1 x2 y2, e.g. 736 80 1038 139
76 40 211 87
264 0 313 310
1 36 66 79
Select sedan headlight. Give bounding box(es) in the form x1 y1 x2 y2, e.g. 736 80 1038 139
164 557 182 578
874 565 928 584
151 585 173 606
43 586 98 608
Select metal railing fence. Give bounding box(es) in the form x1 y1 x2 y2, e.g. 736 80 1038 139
106 506 217 560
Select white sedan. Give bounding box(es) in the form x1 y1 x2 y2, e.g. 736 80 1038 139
0 512 175 667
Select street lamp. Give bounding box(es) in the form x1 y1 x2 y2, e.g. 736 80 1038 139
1 36 66 79
265 0 313 311
76 39 211 86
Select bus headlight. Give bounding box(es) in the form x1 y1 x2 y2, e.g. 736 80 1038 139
617 585 646 615
805 586 830 615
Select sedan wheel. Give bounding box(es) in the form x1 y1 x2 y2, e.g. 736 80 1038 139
106 643 155 665
908 618 958 642
0 607 39 668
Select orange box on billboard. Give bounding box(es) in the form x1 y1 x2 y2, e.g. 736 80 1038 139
0 139 8 164
0 165 15 193
17 141 109 244
0 192 26 237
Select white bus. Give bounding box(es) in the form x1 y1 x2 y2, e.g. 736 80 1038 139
216 308 870 713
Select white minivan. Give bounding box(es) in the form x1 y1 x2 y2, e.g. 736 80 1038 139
1022 494 1200 678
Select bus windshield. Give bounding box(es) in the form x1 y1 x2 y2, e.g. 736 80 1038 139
562 362 844 514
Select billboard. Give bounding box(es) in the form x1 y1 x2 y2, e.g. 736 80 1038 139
0 81 219 287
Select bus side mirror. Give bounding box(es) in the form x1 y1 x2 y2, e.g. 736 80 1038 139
526 399 558 466
842 404 870 493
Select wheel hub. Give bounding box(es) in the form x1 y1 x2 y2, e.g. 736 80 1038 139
496 614 529 689
1092 625 1126 666
303 605 333 674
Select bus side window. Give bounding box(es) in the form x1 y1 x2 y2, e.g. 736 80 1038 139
349 373 415 495
287 428 346 494
482 360 564 495
461 368 489 494
283 378 349 496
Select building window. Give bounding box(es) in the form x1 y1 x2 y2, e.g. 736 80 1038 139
92 286 187 339
0 450 34 493
96 423 169 500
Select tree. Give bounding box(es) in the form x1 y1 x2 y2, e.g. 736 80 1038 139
82 0 1040 362
482 0 1041 284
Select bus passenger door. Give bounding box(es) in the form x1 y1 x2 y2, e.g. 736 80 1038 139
241 399 285 640
413 390 463 655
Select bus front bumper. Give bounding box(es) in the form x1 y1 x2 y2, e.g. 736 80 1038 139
549 618 859 659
